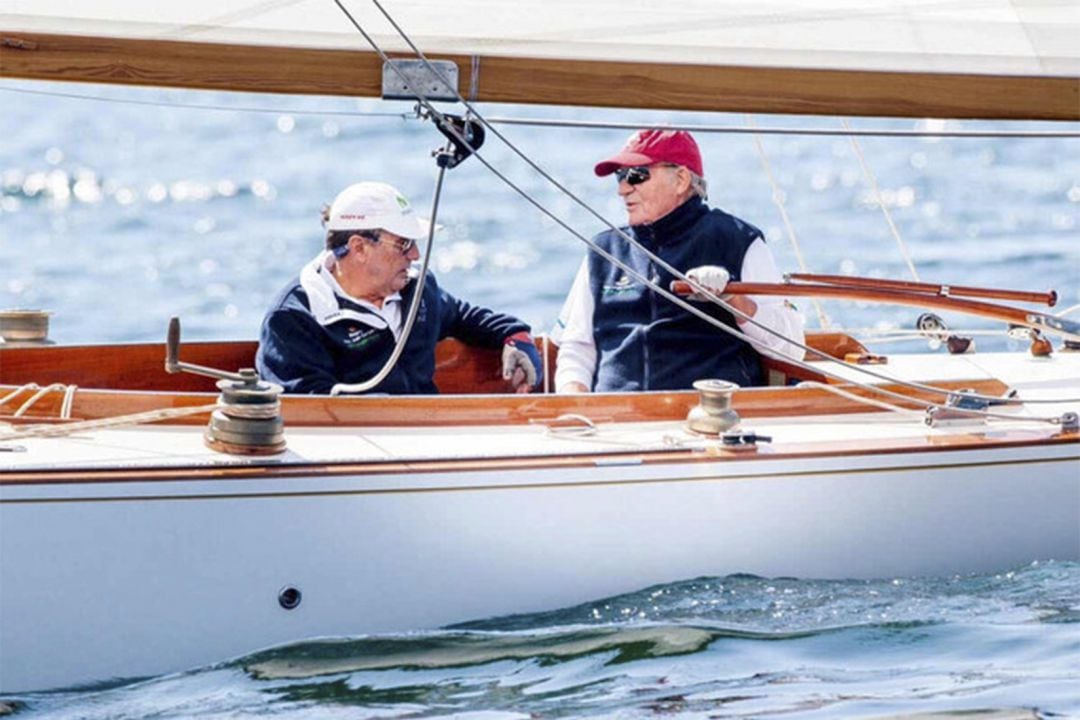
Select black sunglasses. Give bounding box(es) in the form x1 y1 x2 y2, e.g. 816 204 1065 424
614 163 679 186
614 165 653 186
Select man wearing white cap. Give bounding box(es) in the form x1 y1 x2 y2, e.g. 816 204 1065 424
257 182 541 394
555 130 804 393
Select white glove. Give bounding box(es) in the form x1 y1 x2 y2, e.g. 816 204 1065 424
501 332 541 392
684 265 730 301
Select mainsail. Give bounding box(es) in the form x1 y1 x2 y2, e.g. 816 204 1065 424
2 0 1079 118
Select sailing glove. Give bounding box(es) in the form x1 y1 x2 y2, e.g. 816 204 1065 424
684 265 730 302
502 331 543 393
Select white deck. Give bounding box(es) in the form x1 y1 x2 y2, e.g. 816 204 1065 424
1 351 1077 472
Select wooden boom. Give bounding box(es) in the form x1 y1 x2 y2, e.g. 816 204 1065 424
786 273 1057 306
670 280 1080 341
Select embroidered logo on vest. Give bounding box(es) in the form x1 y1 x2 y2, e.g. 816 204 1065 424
344 325 379 349
601 275 636 296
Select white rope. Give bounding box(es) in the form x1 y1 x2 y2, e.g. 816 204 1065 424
219 400 281 419
0 384 39 409
798 380 1062 425
745 114 830 329
0 404 221 442
61 384 78 419
842 118 920 281
1059 303 1080 318
1 383 79 419
0 383 73 418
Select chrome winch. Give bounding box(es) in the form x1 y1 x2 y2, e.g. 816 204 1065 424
164 317 285 455
686 379 741 436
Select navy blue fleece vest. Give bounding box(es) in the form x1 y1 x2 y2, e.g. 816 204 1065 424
587 197 764 392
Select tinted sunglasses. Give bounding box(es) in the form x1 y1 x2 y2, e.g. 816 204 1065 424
359 230 417 255
379 235 417 255
614 165 653 186
614 163 678 186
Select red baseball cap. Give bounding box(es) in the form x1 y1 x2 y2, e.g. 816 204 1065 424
594 129 703 178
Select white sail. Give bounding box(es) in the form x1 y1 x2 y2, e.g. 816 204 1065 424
3 1 1078 117
3 0 1078 75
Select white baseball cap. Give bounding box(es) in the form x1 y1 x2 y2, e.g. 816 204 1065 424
325 182 432 240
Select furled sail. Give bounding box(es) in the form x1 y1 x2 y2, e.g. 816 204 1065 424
2 1 1078 118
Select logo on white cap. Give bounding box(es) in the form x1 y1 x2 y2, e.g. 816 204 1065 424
325 182 430 239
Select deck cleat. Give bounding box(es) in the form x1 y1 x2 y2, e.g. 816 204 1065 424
721 430 773 448
1008 324 1054 357
945 334 975 354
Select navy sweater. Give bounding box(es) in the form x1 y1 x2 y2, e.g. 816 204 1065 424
588 197 764 391
256 271 529 394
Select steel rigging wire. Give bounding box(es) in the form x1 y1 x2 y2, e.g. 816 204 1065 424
330 0 1080 416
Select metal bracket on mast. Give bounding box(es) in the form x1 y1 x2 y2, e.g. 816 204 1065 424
381 59 459 101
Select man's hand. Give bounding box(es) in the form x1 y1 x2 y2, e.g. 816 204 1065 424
502 332 543 393
684 265 757 322
684 265 730 301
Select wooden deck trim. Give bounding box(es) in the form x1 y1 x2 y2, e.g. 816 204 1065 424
0 377 1010 427
2 32 1078 120
1 428 1075 488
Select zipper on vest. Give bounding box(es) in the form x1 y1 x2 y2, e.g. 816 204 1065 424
644 257 658 391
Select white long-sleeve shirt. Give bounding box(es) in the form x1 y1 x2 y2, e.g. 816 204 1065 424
553 237 805 392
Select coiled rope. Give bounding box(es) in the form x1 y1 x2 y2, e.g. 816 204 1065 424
0 403 220 442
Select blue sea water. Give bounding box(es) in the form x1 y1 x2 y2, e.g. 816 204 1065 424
4 563 1080 718
1 80 1079 718
1 80 1078 348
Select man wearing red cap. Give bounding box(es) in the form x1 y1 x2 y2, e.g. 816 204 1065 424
554 130 804 393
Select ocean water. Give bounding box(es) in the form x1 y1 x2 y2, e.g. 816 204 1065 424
1 80 1079 718
4 563 1079 719
1 80 1078 348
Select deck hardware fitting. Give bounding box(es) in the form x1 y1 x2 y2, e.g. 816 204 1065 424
925 390 990 427
722 431 772 447
164 317 285 455
945 335 975 354
381 59 459 101
686 379 740 436
1061 412 1078 433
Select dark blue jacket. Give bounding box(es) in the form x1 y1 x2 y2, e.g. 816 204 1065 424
588 197 764 391
256 271 529 394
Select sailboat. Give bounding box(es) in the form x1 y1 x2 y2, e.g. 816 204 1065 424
1 0 1078 694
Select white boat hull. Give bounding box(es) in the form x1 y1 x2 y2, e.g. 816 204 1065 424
2 441 1077 693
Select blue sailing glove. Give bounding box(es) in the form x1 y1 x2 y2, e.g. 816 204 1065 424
502 331 542 393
